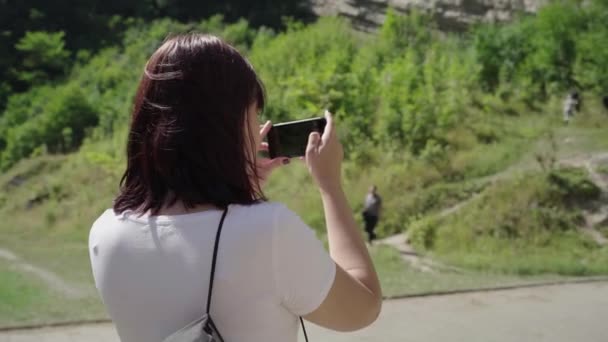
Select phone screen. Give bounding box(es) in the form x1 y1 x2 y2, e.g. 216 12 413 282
267 117 327 158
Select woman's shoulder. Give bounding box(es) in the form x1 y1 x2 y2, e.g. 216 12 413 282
90 209 118 231
88 209 124 250
90 208 135 232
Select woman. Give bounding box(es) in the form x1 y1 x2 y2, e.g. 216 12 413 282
89 34 381 342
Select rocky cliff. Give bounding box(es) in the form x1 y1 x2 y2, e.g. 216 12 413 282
312 0 549 31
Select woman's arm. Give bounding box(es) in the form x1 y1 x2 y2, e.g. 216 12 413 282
303 111 382 331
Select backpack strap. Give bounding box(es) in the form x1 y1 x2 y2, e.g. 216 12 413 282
206 207 229 314
205 206 310 342
300 317 309 342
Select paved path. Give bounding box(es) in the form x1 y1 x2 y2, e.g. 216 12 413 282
2 281 607 342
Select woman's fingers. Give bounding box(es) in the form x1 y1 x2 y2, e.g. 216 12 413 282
257 157 290 183
259 120 272 139
307 131 322 155
259 142 269 152
258 157 289 168
270 157 290 168
322 110 335 144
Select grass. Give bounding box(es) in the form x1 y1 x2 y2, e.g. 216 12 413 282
408 169 608 276
0 155 116 285
434 235 608 276
0 260 49 325
600 225 608 239
370 245 573 297
598 164 608 176
0 260 105 328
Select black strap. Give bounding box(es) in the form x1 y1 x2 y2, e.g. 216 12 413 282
205 206 309 342
300 317 309 342
206 207 229 314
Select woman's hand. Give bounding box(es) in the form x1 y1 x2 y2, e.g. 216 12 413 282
256 121 289 188
305 110 344 194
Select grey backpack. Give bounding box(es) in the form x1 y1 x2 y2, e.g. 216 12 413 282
163 207 309 342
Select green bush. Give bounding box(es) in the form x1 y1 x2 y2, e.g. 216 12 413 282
473 19 534 91
14 31 71 85
0 85 97 169
409 215 441 250
0 17 264 169
574 1 608 93
473 1 608 97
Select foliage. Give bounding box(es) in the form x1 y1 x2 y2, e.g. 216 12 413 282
473 0 608 97
14 31 71 85
3 2 608 169
473 19 534 91
0 0 313 110
251 17 364 148
0 84 97 169
0 17 264 170
251 10 479 155
574 0 608 93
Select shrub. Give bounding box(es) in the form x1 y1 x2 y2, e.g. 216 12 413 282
0 84 97 169
409 215 441 250
14 31 71 85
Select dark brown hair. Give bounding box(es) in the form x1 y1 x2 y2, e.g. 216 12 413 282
114 34 265 215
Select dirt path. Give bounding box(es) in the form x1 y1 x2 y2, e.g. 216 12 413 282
2 282 607 342
0 247 86 299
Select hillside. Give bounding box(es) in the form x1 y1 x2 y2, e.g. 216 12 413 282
1 1 608 327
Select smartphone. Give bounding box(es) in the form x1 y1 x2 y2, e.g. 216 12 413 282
267 117 327 158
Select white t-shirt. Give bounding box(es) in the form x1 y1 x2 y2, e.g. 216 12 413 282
89 202 336 342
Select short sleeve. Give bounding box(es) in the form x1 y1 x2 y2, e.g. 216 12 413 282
272 204 336 316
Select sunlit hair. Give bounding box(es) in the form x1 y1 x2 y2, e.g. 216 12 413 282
114 34 266 215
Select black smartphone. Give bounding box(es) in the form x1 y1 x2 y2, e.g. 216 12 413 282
267 117 327 158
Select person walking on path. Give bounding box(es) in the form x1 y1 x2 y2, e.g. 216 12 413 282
563 91 579 124
362 186 382 244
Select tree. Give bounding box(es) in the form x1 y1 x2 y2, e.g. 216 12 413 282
14 31 70 85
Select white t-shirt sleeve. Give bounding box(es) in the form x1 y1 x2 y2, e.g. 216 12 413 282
272 204 336 316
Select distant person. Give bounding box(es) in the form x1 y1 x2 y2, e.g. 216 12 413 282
603 95 608 111
88 34 381 342
563 91 579 124
362 185 382 244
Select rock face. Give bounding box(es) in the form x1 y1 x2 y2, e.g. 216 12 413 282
312 0 549 31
